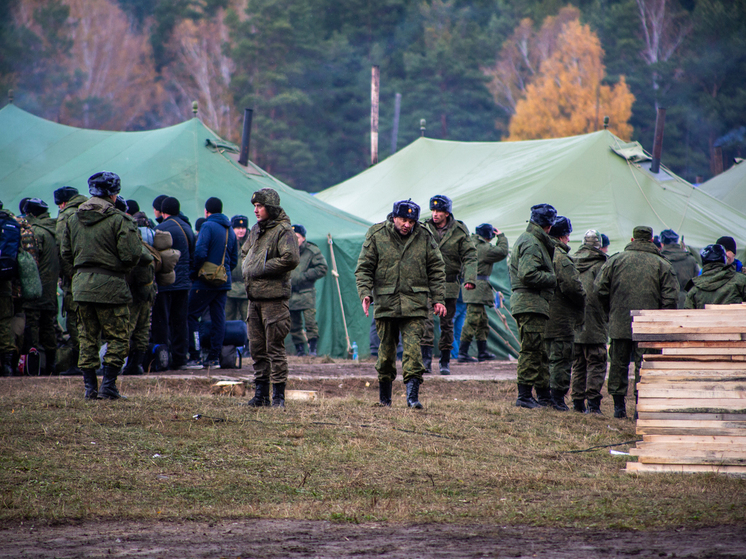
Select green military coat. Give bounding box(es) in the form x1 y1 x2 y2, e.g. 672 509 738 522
595 240 679 339
572 244 608 344
356 217 446 319
60 197 142 305
228 232 249 300
424 215 477 299
289 240 328 311
545 240 585 338
508 222 557 317
25 212 60 311
684 262 746 309
462 232 508 306
55 194 88 282
661 244 700 308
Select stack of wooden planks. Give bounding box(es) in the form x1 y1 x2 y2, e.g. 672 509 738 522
626 303 746 475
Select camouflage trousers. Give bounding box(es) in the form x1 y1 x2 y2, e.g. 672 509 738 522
571 343 608 401
23 308 58 355
514 312 549 388
376 317 426 384
545 336 574 393
128 299 152 352
608 339 659 397
460 304 488 343
225 297 248 322
248 299 291 384
61 288 80 351
421 298 457 353
290 308 318 346
77 302 130 370
0 296 14 354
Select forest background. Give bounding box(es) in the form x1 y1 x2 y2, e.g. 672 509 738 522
1 0 744 193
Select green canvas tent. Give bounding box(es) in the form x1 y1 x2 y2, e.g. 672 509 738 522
699 159 746 216
0 103 372 358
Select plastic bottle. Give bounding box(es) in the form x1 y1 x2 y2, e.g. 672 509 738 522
351 341 358 362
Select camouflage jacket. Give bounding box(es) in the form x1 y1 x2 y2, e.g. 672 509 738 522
545 240 585 338
661 244 700 308
289 240 328 311
12 215 38 300
0 209 16 298
424 215 477 299
684 262 746 309
60 196 142 305
56 194 88 284
595 240 679 339
228 232 249 299
508 222 557 317
126 243 156 304
241 209 300 301
25 213 60 311
356 216 446 319
463 232 509 306
572 244 608 344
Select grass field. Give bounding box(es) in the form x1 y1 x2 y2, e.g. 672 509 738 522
1 376 744 529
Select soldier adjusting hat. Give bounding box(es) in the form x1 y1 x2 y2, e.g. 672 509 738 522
88 171 121 197
583 229 602 248
232 215 249 229
633 226 654 241
292 224 307 238
475 223 495 240
701 244 727 265
392 199 420 221
529 204 557 227
430 195 452 214
549 216 572 238
660 229 679 245
25 198 49 217
54 186 78 205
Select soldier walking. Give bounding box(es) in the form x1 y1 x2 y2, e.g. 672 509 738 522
685 244 746 308
355 200 446 409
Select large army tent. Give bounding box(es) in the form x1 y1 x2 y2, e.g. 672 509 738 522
699 159 746 213
0 103 372 358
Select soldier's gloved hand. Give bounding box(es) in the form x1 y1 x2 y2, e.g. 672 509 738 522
362 296 372 317
433 302 447 317
464 282 476 290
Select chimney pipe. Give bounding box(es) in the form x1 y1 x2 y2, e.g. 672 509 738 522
371 66 380 165
238 108 253 167
391 92 401 155
650 107 666 174
711 146 724 176
420 119 426 137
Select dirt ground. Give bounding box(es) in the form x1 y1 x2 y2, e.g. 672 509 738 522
2 520 745 558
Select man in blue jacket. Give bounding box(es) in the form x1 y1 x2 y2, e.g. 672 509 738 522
187 197 238 368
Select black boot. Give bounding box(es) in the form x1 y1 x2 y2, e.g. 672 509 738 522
82 368 98 400
1 353 14 377
272 382 286 408
406 378 423 409
308 338 318 357
295 343 307 356
43 349 57 375
613 395 627 418
477 341 497 362
421 346 433 374
378 380 392 406
26 348 41 375
99 365 126 400
587 397 603 415
122 349 145 375
458 341 478 363
573 399 586 413
439 354 450 375
62 349 83 376
243 381 271 407
550 388 569 411
535 386 553 407
515 384 540 409
634 392 639 420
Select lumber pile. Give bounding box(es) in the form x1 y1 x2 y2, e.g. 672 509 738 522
626 303 746 475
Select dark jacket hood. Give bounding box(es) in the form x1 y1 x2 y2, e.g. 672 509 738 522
690 263 735 292
661 244 692 263
574 245 607 273
77 197 119 226
207 213 231 228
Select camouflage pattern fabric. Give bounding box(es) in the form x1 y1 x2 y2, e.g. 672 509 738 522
684 262 746 309
607 338 659 397
290 308 317 345
515 312 549 388
62 294 80 351
0 295 14 354
25 213 60 311
463 232 509 306
660 244 700 308
375 317 426 383
127 299 152 353
508 222 556 317
460 303 488 343
76 302 130 369
423 215 477 299
227 233 248 300
289 240 328 311
571 343 608 401
572 245 608 345
248 299 291 383
545 336 574 392
23 309 57 355
544 240 585 339
225 297 248 322
420 297 456 353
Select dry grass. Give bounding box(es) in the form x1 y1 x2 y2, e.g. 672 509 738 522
1 376 744 528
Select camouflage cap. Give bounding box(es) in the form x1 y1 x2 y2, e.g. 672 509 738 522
251 188 280 207
583 229 602 248
633 226 653 241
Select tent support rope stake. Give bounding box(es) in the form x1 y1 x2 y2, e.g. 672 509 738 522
327 234 352 355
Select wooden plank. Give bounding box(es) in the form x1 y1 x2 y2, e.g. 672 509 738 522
630 447 746 457
637 398 746 412
662 347 746 355
636 426 746 437
641 360 746 369
644 354 746 362
633 333 743 342
625 462 746 474
638 412 746 421
633 327 746 334
639 341 746 349
636 455 746 465
631 443 746 453
638 387 746 400
639 371 746 382
642 435 746 444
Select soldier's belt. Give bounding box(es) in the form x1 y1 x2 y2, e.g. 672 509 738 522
476 274 491 281
77 267 126 279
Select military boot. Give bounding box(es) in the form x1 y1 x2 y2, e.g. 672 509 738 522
515 384 540 409
1 353 15 377
550 389 569 411
587 397 603 415
43 349 57 375
243 381 271 407
439 354 451 375
458 341 478 363
535 386 553 407
99 365 126 400
476 341 497 362
378 380 392 406
405 378 423 409
613 395 627 419
573 399 587 413
295 343 307 357
272 382 286 409
82 368 98 400
420 346 433 374
122 349 145 375
61 349 83 376
308 338 318 357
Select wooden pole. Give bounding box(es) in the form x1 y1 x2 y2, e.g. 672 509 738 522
371 66 380 165
391 92 401 155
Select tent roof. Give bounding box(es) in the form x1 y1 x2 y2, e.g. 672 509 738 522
317 131 746 256
698 159 746 210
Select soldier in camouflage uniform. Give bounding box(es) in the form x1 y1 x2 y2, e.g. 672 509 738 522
289 224 328 357
570 230 608 414
684 244 746 308
242 189 300 409
421 195 476 375
544 217 585 411
356 200 446 409
61 172 142 399
459 223 509 362
226 215 249 322
54 186 88 376
595 226 679 418
659 229 699 308
0 201 20 376
508 204 558 409
23 199 61 375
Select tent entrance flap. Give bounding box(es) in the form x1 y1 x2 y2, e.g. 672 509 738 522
610 141 651 163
